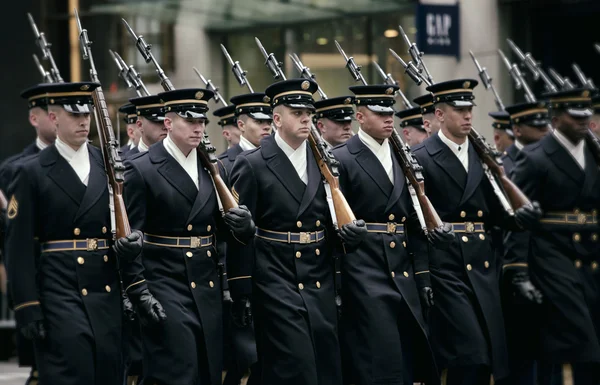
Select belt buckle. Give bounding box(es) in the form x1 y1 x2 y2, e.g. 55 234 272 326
465 222 475 233
299 232 311 244
577 213 587 225
86 238 98 251
190 236 201 248
387 222 397 234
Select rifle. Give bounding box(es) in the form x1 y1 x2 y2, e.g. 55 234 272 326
469 51 504 111
498 49 536 103
548 68 575 90
572 63 596 89
399 25 435 85
74 9 130 239
122 18 238 214
256 37 355 229
506 39 557 93
32 54 54 83
28 13 63 83
110 50 150 97
192 67 228 107
335 42 442 233
221 45 255 93
372 60 413 109
289 53 328 100
389 48 432 87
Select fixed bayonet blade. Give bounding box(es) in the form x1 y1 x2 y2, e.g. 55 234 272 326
334 40 349 62
220 44 235 67
255 37 269 59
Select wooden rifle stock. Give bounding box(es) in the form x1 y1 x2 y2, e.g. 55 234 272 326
199 149 238 212
468 129 530 210
307 131 355 227
389 132 443 231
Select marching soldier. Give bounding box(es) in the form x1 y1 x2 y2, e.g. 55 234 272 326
118 103 141 156
414 93 438 136
411 79 541 384
213 104 241 152
331 85 451 385
228 79 366 385
490 111 514 154
496 101 551 385
396 105 429 147
509 88 600 385
127 94 167 157
5 82 143 385
122 87 254 385
313 96 355 148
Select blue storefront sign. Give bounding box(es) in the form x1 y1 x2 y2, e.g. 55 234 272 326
416 3 460 59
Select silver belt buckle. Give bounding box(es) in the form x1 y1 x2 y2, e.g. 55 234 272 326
190 236 201 248
299 232 311 244
86 238 98 251
465 222 475 233
387 222 397 234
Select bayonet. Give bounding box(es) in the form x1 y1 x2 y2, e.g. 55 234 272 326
372 60 412 109
389 48 430 87
469 50 504 110
255 37 286 80
28 13 63 82
548 68 575 90
506 39 557 93
335 40 366 84
33 54 53 83
193 67 228 106
572 63 595 89
109 49 133 90
498 49 536 103
289 53 327 100
399 24 434 85
220 44 254 93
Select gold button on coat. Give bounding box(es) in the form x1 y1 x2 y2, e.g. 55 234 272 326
295 251 301 258
209 281 214 288
77 257 84 265
575 260 582 268
316 281 321 289
403 271 409 277
389 214 395 221
462 236 468 243
187 224 193 231
592 233 598 242
573 233 581 242
102 226 107 234
105 285 111 293
81 288 88 296
592 262 598 270
296 221 302 228
389 241 396 249
298 283 304 290
186 251 193 258
479 234 485 240
477 210 483 217
207 225 212 232
391 272 396 278
191 282 196 289
466 264 472 271
316 220 321 227
315 249 320 256
402 241 406 248
207 251 212 257
460 211 466 218
74 228 81 236
401 216 406 223
484 261 490 268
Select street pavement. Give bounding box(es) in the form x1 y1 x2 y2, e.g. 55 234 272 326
0 361 30 385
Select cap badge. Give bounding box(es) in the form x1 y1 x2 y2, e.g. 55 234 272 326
80 84 90 91
582 90 590 98
463 81 471 89
301 80 310 90
344 97 352 104
538 102 545 108
263 95 271 103
195 91 204 99
385 87 394 95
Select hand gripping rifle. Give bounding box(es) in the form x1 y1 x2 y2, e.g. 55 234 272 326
122 18 237 214
32 54 54 83
109 49 150 97
335 42 442 233
221 45 254 93
469 51 504 111
28 13 63 83
506 39 557 93
256 37 355 229
75 9 130 239
192 67 228 107
498 49 536 103
399 43 530 215
372 60 413 109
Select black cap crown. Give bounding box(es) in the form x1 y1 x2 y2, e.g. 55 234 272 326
21 82 99 114
230 93 273 121
488 111 513 136
426 79 478 107
413 93 435 115
265 79 318 110
543 88 593 118
349 85 398 113
158 88 214 119
505 101 550 127
395 107 425 131
119 103 138 124
212 105 237 127
129 95 165 122
314 96 355 122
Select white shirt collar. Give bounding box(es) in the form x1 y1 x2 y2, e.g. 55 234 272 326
358 128 394 184
138 138 149 153
274 130 308 184
129 142 136 150
438 129 469 172
163 134 199 189
553 129 586 169
55 137 90 186
36 137 49 151
515 140 525 151
239 135 257 152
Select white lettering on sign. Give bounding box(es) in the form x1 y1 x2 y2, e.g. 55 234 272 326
426 13 452 46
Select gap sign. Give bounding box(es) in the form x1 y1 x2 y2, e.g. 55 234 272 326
416 3 460 59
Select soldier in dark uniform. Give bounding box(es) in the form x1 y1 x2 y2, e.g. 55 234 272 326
411 79 541 385
331 85 452 385
0 83 58 385
228 79 366 385
396 106 429 147
4 82 143 385
509 88 600 385
123 87 254 385
313 96 355 149
496 102 550 385
414 93 438 136
118 103 140 156
213 104 241 152
490 111 514 154
127 94 167 157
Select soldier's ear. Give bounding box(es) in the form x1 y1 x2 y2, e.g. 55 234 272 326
272 112 283 129
237 118 245 133
355 110 364 125
434 107 444 122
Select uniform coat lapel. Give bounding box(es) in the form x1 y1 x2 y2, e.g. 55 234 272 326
261 135 305 204
544 135 584 184
74 148 107 222
187 154 213 223
385 149 406 213
153 143 198 204
427 134 467 189
580 146 599 199
349 136 393 197
459 143 484 206
298 145 322 217
43 145 85 205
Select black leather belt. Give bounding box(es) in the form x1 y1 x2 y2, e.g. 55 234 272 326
255 228 325 244
144 234 213 248
450 222 485 233
41 239 109 253
365 222 405 234
541 211 598 225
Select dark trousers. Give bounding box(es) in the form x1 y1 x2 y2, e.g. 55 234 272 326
496 360 536 385
538 362 598 385
443 365 490 385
